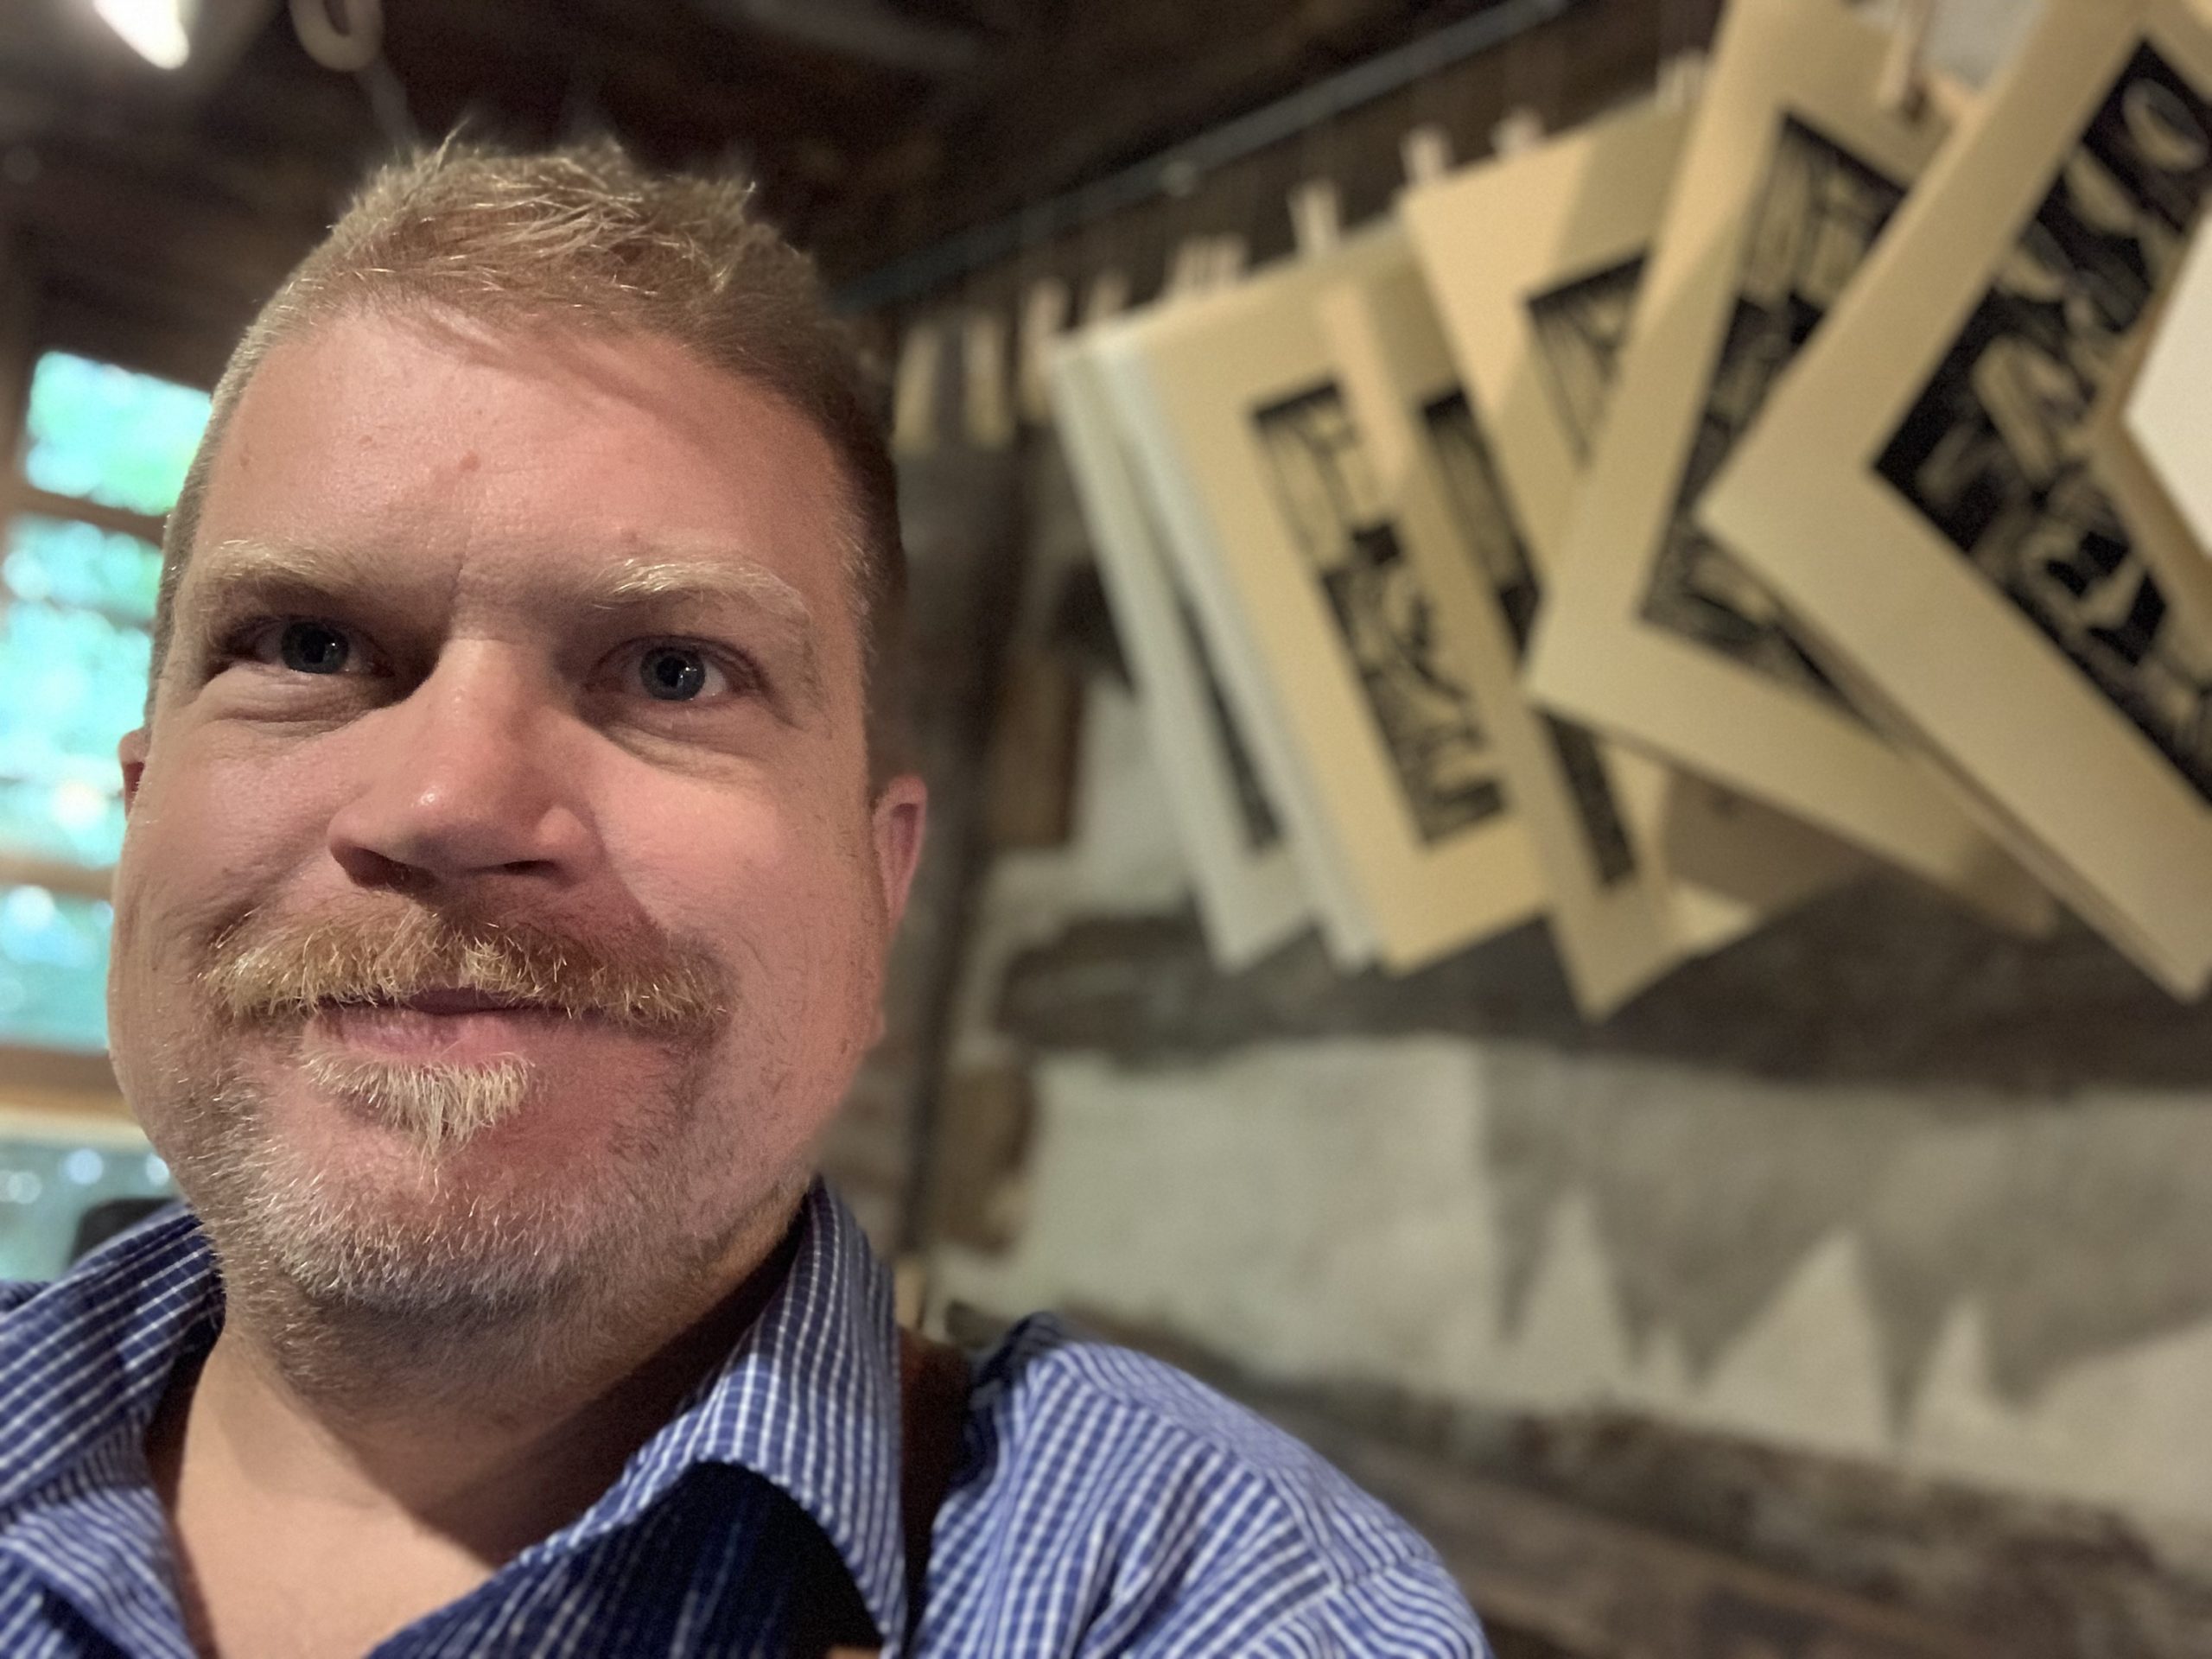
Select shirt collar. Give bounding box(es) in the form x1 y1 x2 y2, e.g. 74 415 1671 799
537 1180 909 1637
0 1205 221 1519
0 1179 909 1643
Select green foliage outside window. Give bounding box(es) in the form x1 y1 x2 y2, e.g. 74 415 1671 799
5 513 162 621
0 353 207 1055
0 518 160 868
22 351 209 518
0 885 112 1052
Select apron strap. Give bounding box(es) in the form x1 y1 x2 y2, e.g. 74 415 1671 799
824 1327 972 1657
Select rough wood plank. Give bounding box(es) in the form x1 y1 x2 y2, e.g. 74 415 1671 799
990 877 2212 1094
0 1046 119 1096
813 0 1721 289
981 650 1083 849
1291 1423 1996 1658
995 1316 2212 1659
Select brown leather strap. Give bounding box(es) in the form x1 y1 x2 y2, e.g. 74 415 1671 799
896 1328 971 1614
826 1328 971 1658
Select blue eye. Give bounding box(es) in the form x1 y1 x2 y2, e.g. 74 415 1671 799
279 620 352 675
639 645 711 701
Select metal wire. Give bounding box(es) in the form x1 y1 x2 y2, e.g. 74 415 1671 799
833 0 1591 314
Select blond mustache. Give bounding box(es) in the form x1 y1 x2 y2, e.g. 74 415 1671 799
202 906 730 1038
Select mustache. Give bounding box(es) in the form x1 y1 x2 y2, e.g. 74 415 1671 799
200 905 732 1039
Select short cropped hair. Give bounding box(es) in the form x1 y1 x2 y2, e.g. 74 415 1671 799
154 137 906 779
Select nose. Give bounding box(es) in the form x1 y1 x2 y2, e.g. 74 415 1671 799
326 642 598 893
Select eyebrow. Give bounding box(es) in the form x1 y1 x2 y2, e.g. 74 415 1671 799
594 557 814 629
184 540 825 709
184 538 390 603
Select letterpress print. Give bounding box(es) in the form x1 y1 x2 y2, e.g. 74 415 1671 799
1527 256 1645 464
1704 0 2212 991
1424 390 1637 885
1640 119 1903 707
1253 385 1504 843
1878 46 2212 801
1518 0 2049 936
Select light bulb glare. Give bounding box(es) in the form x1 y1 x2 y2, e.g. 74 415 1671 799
92 0 193 69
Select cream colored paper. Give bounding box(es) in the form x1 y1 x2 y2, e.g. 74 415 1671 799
1048 339 1319 969
2128 225 2212 546
1099 226 1547 973
2088 285 2212 646
1321 257 1799 1013
1403 97 1686 574
2119 230 2212 640
1516 0 2051 935
1401 92 1872 962
1705 0 2212 995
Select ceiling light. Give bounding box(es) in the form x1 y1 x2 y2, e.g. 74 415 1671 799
92 0 196 70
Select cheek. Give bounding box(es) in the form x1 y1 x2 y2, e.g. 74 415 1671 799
113 737 343 973
620 785 885 1018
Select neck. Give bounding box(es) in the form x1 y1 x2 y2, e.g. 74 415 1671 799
150 1193 804 1565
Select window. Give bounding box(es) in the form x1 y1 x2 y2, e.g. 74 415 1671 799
0 346 205 1260
0 352 209 1056
22 352 207 519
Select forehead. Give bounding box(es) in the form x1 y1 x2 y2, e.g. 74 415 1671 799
190 310 864 659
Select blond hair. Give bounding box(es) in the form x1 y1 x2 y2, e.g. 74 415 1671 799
155 137 906 772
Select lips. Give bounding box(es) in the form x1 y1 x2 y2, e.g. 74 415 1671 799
304 990 578 1066
323 989 564 1018
391 988 552 1017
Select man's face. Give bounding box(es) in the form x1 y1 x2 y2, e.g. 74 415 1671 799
108 311 924 1320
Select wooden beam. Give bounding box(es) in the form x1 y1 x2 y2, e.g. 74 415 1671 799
0 1046 118 1097
812 0 1448 268
0 1092 143 1142
812 0 1715 289
0 849 112 904
8 484 170 548
7 151 320 302
1285 1416 1998 1657
37 288 243 393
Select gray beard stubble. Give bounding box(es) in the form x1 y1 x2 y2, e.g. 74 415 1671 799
157 904 753 1408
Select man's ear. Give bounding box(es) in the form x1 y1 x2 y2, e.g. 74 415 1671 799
870 773 928 932
118 728 149 814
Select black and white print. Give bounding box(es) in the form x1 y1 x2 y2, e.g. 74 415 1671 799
1527 256 1645 461
1253 384 1503 843
1424 391 1637 886
1879 45 2212 804
1174 594 1283 854
1641 117 1906 705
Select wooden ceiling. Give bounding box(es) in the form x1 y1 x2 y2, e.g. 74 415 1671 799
0 0 1565 382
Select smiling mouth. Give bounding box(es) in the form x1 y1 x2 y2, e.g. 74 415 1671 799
302 991 582 1067
321 989 569 1018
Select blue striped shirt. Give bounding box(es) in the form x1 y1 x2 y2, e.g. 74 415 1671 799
0 1182 1486 1656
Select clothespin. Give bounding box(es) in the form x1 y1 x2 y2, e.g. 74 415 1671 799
1401 124 1454 188
891 320 943 457
1081 268 1131 327
1016 276 1071 426
1204 234 1249 290
963 308 1015 449
1658 49 1706 111
1166 236 1216 299
1490 106 1544 159
1877 0 1938 123
1289 179 1344 259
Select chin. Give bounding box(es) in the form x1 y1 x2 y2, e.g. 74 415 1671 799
159 1062 677 1318
149 1025 817 1337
